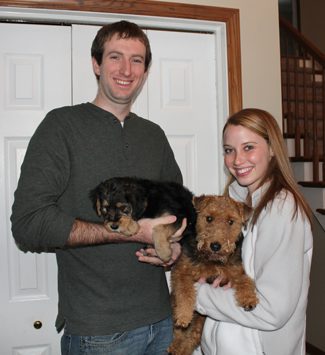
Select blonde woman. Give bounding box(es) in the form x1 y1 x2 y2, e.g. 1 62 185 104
195 108 313 355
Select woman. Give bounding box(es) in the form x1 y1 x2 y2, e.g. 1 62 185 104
194 108 313 355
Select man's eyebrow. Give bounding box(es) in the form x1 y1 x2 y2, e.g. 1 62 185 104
107 50 144 58
107 50 122 55
130 54 145 59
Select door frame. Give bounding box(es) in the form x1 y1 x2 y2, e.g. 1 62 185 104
0 0 242 115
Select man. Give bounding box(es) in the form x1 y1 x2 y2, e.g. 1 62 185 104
11 20 184 354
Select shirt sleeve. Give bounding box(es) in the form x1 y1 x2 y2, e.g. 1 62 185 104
195 194 312 330
11 111 75 252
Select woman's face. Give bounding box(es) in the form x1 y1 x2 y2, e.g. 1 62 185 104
223 124 273 194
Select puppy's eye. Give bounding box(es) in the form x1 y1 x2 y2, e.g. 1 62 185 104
206 216 213 223
101 207 107 214
228 219 234 225
121 206 131 215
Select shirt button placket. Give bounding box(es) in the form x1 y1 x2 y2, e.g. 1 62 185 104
123 132 129 160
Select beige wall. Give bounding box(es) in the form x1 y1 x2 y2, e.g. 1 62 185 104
153 0 282 125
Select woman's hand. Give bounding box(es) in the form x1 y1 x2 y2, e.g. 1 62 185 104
198 276 232 289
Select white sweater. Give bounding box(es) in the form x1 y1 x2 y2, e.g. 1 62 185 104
194 181 313 355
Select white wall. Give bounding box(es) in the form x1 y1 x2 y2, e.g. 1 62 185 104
153 0 283 126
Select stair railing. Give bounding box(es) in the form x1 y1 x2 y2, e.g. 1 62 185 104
280 17 325 185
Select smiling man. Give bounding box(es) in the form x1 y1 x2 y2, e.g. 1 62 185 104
11 21 184 355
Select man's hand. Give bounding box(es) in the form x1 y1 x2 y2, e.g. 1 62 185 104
135 217 187 266
136 242 181 267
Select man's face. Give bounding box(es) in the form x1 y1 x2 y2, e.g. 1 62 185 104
92 34 148 106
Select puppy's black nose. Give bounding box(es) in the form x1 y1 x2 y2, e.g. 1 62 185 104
210 242 221 252
110 224 119 230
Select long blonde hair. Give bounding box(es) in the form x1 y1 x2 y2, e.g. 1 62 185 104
223 108 312 226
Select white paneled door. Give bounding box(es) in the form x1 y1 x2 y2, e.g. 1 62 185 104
1 21 225 353
0 23 71 354
146 30 220 194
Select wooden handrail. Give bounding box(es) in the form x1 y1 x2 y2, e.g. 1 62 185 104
280 17 325 65
280 16 325 183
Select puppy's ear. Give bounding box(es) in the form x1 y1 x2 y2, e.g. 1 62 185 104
193 195 206 210
96 197 110 216
133 198 148 219
237 202 252 229
128 186 148 219
96 198 102 216
89 186 100 214
243 203 253 222
89 182 110 217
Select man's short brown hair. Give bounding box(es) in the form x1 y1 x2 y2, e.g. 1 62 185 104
91 20 152 72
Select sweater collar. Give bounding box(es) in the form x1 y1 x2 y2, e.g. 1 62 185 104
86 102 135 123
228 180 271 208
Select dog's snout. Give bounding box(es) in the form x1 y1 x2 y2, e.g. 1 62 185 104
110 224 119 230
210 242 221 252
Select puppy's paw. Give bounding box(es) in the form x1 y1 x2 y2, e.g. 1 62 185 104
242 295 258 311
124 219 140 236
155 246 172 263
236 291 258 311
244 304 256 312
153 236 172 262
175 315 192 329
103 218 140 236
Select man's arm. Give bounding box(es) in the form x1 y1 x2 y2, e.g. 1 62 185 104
65 215 178 248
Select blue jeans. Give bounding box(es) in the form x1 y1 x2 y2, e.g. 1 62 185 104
61 316 173 355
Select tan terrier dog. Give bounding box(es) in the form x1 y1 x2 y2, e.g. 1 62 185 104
168 195 258 355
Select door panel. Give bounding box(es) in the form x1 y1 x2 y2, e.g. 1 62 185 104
72 25 99 105
146 30 219 194
0 23 71 353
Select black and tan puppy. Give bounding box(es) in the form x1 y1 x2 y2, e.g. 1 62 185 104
90 176 197 262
